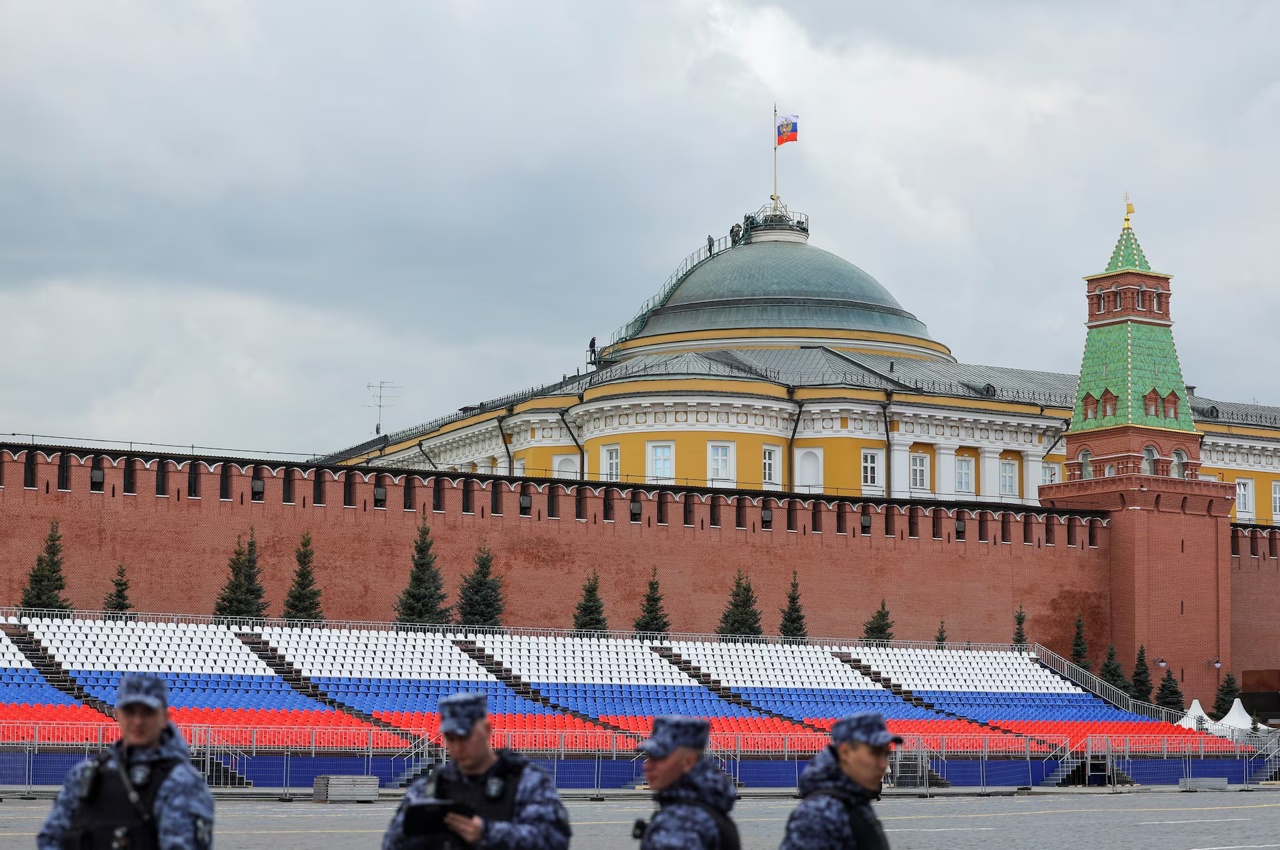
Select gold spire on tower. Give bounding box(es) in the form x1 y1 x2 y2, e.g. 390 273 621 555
1123 192 1135 229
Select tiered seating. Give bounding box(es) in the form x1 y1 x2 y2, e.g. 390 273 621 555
665 641 1031 752
32 619 404 748
0 631 111 741
475 635 815 750
852 646 1223 749
261 627 604 748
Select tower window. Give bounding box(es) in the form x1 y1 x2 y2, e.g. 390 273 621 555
1141 446 1157 475
1164 392 1179 418
1078 450 1093 480
1101 391 1117 418
1171 450 1187 479
1082 394 1098 421
1095 291 1104 313
1112 290 1122 311
1136 289 1146 309
1153 292 1162 312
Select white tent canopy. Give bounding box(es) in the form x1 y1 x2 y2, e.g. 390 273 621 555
1220 698 1255 729
1178 699 1210 730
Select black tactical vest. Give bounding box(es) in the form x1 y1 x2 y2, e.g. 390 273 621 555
63 752 180 850
418 751 526 850
805 789 889 850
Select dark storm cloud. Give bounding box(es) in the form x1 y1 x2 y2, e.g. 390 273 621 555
2 1 1279 453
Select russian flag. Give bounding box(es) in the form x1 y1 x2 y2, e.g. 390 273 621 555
776 114 799 146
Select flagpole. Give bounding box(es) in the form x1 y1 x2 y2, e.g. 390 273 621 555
772 104 779 211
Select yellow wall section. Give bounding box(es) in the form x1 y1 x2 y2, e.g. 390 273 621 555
604 326 954 359
1200 464 1279 524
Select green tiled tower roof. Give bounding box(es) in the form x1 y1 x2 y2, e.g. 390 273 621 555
1072 222 1195 434
1104 223 1152 273
1071 322 1197 433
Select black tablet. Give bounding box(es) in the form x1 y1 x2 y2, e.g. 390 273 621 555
404 799 478 835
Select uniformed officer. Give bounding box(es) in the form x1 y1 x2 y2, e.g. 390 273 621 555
634 715 739 850
37 672 215 850
383 692 571 850
778 712 901 850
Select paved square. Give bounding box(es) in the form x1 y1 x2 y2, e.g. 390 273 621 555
2 790 1278 849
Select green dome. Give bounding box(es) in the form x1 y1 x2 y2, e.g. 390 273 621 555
634 240 937 343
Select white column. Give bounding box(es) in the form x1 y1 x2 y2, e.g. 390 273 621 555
1022 450 1043 506
889 441 911 499
979 447 1002 501
935 443 957 500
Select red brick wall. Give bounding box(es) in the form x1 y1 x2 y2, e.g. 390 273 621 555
1230 529 1280 686
0 448 1110 661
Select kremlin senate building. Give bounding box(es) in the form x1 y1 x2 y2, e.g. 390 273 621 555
2 198 1278 707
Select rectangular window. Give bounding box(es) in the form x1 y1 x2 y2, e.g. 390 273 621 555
1041 463 1060 485
186 463 199 498
999 460 1018 497
155 461 169 497
602 446 620 482
1236 479 1254 515
955 457 974 494
909 454 929 490
1136 289 1146 309
762 446 779 488
648 442 674 484
1273 482 1280 520
707 443 733 487
861 450 882 494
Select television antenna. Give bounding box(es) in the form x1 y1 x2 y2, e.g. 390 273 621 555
367 381 402 435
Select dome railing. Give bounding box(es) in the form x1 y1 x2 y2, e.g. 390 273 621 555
606 234 737 348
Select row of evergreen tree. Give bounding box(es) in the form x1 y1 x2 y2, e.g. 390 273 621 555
15 520 1248 720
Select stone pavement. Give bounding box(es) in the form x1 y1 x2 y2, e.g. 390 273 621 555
0 787 1276 849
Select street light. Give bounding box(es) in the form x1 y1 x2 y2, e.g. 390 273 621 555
1208 658 1222 669
1156 657 1167 668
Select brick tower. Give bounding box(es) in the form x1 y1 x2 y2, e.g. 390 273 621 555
1040 204 1235 705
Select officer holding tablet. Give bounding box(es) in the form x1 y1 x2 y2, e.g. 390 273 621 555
383 692 571 850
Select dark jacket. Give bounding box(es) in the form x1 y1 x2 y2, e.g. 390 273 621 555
38 723 215 850
641 756 737 850
779 746 888 850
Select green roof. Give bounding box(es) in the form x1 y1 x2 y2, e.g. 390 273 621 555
634 241 936 343
1104 225 1152 273
1070 322 1197 434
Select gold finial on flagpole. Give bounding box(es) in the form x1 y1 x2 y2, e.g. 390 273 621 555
1123 191 1134 229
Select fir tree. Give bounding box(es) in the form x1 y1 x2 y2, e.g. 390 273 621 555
1131 645 1154 704
573 570 608 632
20 520 72 613
633 568 670 635
1012 606 1028 647
934 620 947 649
457 547 505 627
394 522 451 625
1251 715 1260 735
778 571 808 641
102 564 132 613
1098 644 1131 696
283 532 324 623
1071 615 1090 671
213 529 269 619
862 599 894 642
717 570 762 638
1211 672 1241 721
1154 668 1186 712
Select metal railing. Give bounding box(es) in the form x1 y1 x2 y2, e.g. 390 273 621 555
4 726 1270 793
1032 644 1187 726
607 234 737 347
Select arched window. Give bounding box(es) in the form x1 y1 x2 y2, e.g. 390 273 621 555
1152 291 1162 312
1104 463 1117 477
1112 289 1122 311
1095 290 1105 313
1136 288 1146 309
1079 450 1093 480
1164 392 1180 419
1082 394 1098 421
1171 450 1187 479
1141 446 1157 475
1101 390 1117 418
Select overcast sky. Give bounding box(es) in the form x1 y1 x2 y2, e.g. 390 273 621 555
3 1 1279 458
